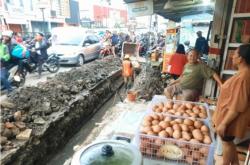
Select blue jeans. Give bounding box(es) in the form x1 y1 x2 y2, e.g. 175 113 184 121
0 67 12 92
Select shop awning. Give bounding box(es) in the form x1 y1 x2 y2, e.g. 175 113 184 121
124 0 215 22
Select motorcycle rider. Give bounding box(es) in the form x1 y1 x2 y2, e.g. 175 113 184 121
0 34 13 93
33 32 49 78
2 30 25 74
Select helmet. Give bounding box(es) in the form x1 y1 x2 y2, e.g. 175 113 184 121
124 54 130 59
2 30 13 38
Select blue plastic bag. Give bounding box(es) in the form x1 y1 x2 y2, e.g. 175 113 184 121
11 44 30 59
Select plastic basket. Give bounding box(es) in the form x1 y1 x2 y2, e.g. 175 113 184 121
135 113 215 165
147 95 211 121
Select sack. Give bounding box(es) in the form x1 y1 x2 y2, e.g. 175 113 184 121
11 44 30 59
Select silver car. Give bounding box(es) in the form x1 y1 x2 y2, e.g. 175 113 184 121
48 28 101 65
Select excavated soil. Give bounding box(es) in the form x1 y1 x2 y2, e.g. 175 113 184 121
0 57 123 165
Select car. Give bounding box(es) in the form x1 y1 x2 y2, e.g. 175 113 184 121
48 27 102 65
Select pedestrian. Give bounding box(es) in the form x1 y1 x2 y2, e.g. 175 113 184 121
212 44 250 165
122 54 133 89
0 34 12 93
195 31 209 56
168 44 187 80
164 49 222 101
34 32 49 78
111 31 119 57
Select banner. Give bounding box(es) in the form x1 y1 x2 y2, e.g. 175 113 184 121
127 0 153 17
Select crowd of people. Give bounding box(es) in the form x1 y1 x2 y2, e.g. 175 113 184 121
0 30 50 93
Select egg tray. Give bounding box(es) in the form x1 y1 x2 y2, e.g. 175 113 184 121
147 95 210 121
135 113 215 165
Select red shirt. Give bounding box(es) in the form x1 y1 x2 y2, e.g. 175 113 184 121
168 53 187 76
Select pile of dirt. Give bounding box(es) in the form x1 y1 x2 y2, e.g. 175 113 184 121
0 57 122 165
132 65 164 100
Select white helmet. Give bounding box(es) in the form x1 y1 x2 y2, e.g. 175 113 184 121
2 30 13 38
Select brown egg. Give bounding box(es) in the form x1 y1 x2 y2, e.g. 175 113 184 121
199 113 207 119
193 151 201 160
173 124 181 131
190 113 198 118
201 125 209 132
190 139 200 143
158 130 168 138
147 130 157 136
158 114 164 121
143 126 152 133
186 156 193 164
164 116 172 122
184 119 194 126
182 131 191 141
194 120 203 129
192 129 204 141
170 120 178 126
155 108 162 113
203 135 212 144
202 131 210 136
199 147 209 154
165 127 174 137
159 121 170 129
199 105 206 111
175 111 183 116
152 105 158 111
183 113 189 117
154 139 163 146
143 120 151 126
152 120 160 125
180 124 189 132
145 148 153 155
165 101 173 109
188 125 195 131
152 114 160 120
185 103 194 109
152 125 162 133
144 115 153 121
173 130 182 139
186 109 192 114
192 106 200 114
162 107 168 112
174 118 183 124
173 103 181 110
168 109 176 115
199 159 207 165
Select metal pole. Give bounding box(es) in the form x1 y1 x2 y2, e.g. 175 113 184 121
41 8 45 33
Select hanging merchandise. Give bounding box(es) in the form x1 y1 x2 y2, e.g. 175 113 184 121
162 28 179 73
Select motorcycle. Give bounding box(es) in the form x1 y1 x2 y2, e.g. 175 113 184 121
23 52 60 75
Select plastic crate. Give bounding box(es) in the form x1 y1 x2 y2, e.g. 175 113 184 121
135 113 215 165
147 95 211 121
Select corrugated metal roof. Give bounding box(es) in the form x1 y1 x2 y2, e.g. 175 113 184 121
124 0 214 22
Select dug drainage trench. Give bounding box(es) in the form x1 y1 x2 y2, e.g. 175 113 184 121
0 57 164 165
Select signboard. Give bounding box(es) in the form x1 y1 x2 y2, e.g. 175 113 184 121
36 0 50 9
127 0 153 17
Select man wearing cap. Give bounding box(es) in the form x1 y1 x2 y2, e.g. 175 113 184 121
34 32 49 78
195 31 209 56
122 54 133 89
0 34 13 93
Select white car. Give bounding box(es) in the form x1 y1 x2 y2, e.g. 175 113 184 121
48 27 101 65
